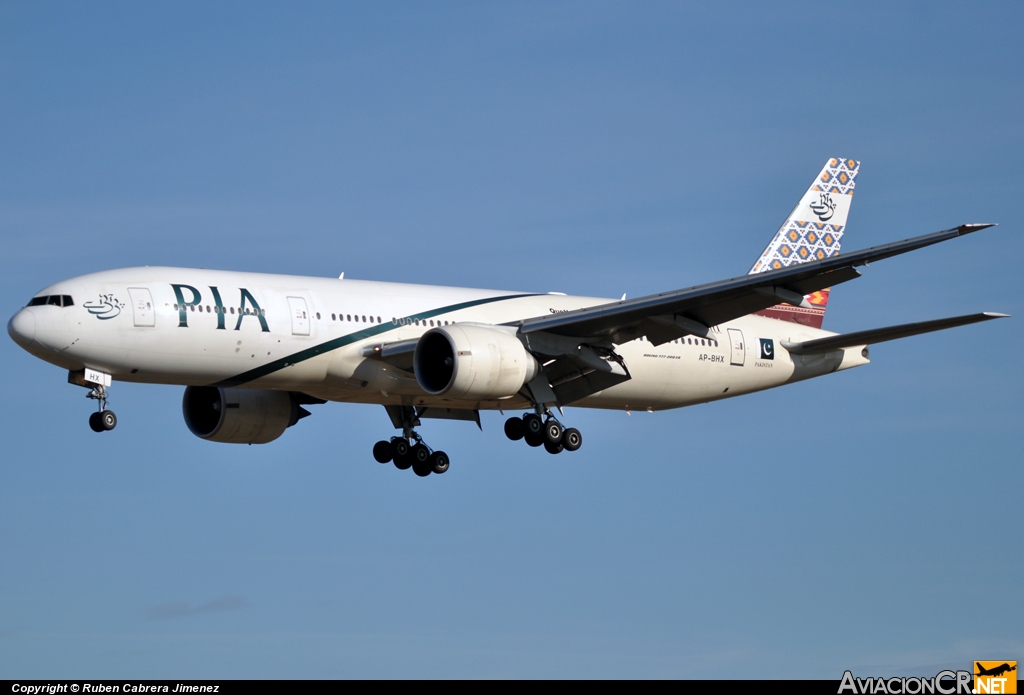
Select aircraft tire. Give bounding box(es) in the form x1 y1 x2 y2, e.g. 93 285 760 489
504 417 525 441
430 451 450 474
392 438 412 470
543 420 563 445
562 428 582 452
523 413 543 438
411 446 432 477
524 430 544 447
543 440 564 455
100 410 117 431
89 412 104 433
372 440 393 464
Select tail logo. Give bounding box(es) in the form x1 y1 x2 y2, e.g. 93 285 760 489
809 192 837 222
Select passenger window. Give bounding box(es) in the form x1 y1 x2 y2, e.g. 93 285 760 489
377 316 381 323
347 314 351 321
316 312 321 320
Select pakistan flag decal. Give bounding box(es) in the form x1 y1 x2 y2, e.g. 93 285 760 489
759 338 774 360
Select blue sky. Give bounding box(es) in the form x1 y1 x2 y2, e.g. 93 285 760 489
1 1 1021 678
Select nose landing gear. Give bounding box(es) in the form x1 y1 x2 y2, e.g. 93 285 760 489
505 410 581 455
86 384 117 433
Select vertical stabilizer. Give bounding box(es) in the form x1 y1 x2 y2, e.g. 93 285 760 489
749 157 860 327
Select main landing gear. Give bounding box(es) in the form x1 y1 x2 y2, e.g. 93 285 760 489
372 436 450 477
504 411 582 455
372 412 449 477
86 384 117 433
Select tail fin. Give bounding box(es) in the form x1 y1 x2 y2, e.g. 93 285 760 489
749 157 860 328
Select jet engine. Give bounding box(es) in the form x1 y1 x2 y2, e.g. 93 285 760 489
414 324 540 400
182 386 306 444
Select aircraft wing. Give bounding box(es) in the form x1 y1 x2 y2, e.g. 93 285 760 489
360 338 417 373
514 223 997 347
781 312 1009 355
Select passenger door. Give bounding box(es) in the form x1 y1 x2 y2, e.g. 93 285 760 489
727 328 745 366
127 287 155 327
287 296 310 336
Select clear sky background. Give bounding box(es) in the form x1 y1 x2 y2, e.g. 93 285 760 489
2 1 1021 679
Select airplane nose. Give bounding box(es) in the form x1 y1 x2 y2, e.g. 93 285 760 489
7 309 36 349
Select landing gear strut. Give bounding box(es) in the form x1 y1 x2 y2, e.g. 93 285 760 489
372 407 449 476
504 408 582 455
86 384 117 433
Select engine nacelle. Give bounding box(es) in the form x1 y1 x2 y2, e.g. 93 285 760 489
182 386 300 444
414 324 540 400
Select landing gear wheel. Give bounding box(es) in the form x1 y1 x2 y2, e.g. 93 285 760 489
411 445 432 477
430 451 450 474
100 410 117 431
523 413 543 438
504 417 525 441
544 440 564 455
543 420 563 445
89 412 104 433
562 428 582 452
392 438 412 470
373 440 393 464
524 430 544 447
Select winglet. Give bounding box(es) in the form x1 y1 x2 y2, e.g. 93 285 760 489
958 223 998 236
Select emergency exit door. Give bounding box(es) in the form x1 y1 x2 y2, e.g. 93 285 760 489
287 296 310 336
127 287 155 327
728 328 745 366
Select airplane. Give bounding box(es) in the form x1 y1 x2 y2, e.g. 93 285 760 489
6 158 1008 477
975 663 1016 678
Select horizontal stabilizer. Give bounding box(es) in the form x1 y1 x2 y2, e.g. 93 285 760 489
781 312 1009 355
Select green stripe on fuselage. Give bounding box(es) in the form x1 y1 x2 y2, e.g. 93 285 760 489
209 293 538 388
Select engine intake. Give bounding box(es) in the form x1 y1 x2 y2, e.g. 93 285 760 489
182 386 304 444
414 324 539 400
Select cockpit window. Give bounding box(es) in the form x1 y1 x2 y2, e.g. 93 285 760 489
27 295 74 307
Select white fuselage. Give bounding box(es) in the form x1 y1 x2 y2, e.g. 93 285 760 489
8 267 869 412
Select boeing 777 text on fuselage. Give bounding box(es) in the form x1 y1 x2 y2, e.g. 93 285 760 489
7 159 1008 476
